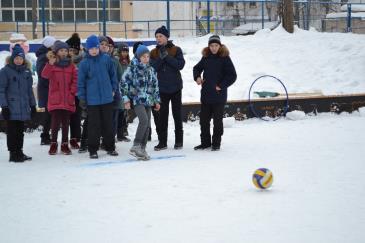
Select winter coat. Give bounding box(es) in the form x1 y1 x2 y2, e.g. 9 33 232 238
193 45 237 104
41 56 78 113
77 53 118 106
36 45 50 108
150 41 185 94
0 58 36 121
121 58 160 107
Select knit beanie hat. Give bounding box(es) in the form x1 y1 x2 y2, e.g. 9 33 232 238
66 33 81 50
118 42 129 53
106 36 115 47
132 41 143 54
11 44 25 59
135 45 150 59
208 35 221 45
42 36 56 48
53 40 69 53
86 35 100 50
155 26 170 38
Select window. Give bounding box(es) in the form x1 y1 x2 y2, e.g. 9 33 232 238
27 10 33 21
75 0 85 8
110 10 120 21
64 10 74 21
52 0 62 8
249 2 257 8
2 10 13 21
64 0 74 8
14 10 26 21
87 10 97 22
2 0 13 7
14 0 25 7
110 0 120 8
226 2 234 7
99 10 109 21
87 0 97 8
38 10 50 21
75 10 86 22
26 0 32 8
98 0 108 8
52 10 62 21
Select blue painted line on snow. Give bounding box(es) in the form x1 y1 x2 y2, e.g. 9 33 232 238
83 154 186 167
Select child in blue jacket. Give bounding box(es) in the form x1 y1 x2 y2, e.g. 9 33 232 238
121 45 160 160
77 35 119 159
0 44 36 162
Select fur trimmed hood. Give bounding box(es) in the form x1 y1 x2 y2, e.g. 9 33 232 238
5 56 32 70
202 44 230 58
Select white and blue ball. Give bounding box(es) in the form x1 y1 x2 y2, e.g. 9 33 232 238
252 168 273 189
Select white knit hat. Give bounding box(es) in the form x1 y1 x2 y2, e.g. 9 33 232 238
42 36 57 48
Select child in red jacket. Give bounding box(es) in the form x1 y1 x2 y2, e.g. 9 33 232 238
42 41 77 155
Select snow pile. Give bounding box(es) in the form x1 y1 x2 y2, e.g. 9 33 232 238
223 117 236 128
358 107 365 116
286 110 306 120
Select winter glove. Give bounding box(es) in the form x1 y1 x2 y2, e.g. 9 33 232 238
30 106 37 119
159 45 168 59
1 107 10 120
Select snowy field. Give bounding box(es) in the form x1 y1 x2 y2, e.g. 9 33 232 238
1 25 365 102
1 111 365 243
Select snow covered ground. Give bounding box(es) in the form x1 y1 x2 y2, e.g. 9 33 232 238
1 25 365 103
1 111 365 243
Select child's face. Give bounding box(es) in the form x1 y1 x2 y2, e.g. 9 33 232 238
155 33 168 46
88 47 99 56
57 48 69 59
108 45 114 54
100 41 110 53
69 48 79 57
13 56 24 66
140 53 150 64
121 51 129 58
209 43 221 55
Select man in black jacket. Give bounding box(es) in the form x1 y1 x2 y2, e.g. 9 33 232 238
193 35 237 151
150 26 185 150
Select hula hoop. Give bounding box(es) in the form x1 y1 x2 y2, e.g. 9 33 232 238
248 75 289 121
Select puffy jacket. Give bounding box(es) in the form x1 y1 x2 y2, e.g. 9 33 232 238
193 45 237 104
150 41 185 94
41 60 77 112
77 53 118 106
0 58 36 120
121 58 160 107
36 45 50 108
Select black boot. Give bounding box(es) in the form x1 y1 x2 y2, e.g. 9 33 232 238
212 136 221 151
78 139 88 153
9 151 24 163
40 133 51 145
194 144 211 150
154 142 167 151
19 150 32 161
174 130 183 150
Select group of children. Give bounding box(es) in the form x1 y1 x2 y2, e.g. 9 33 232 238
0 27 237 163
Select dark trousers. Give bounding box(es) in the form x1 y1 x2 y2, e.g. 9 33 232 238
87 103 115 153
199 103 225 146
117 109 128 138
40 108 51 139
6 120 24 152
81 117 88 141
158 90 183 144
151 109 160 139
50 110 71 143
69 97 81 140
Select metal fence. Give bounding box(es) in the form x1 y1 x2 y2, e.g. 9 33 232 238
0 0 364 40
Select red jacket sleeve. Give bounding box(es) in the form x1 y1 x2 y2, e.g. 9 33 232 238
41 63 54 80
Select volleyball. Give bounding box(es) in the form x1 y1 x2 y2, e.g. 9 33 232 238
252 168 273 189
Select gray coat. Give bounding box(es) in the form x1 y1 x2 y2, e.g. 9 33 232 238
0 57 36 121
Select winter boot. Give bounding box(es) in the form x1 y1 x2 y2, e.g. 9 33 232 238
154 142 167 151
48 142 58 155
129 145 145 159
140 145 151 161
19 150 32 161
194 144 211 150
9 151 24 163
40 133 51 145
211 145 220 151
78 139 88 153
61 142 72 155
70 138 80 149
107 150 119 156
89 151 98 159
174 130 183 150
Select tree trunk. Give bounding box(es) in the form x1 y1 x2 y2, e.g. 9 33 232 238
282 0 294 33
